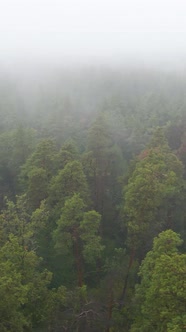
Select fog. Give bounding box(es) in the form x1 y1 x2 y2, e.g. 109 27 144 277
0 0 186 70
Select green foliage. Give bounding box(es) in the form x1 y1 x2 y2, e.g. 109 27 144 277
54 194 104 285
30 200 51 257
56 139 79 170
27 167 48 209
85 113 124 242
0 254 28 331
54 194 85 253
131 230 186 332
88 113 112 155
80 210 104 263
47 285 106 332
20 139 57 186
0 235 52 331
49 160 89 212
0 128 36 207
0 196 31 247
124 140 183 251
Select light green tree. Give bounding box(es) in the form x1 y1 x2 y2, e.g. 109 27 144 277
49 160 89 213
131 230 186 332
0 235 52 331
56 139 78 170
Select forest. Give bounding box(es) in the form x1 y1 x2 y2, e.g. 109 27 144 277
0 65 185 331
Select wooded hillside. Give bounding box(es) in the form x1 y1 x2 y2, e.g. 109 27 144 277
0 67 185 331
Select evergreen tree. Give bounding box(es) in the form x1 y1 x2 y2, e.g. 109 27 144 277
131 230 186 332
54 194 104 286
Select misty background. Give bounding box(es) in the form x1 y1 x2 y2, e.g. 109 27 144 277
0 0 186 69
1 0 186 138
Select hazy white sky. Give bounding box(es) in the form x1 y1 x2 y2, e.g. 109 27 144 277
0 0 186 65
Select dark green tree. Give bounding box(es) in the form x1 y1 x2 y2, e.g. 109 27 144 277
120 130 184 308
54 194 104 286
124 131 183 254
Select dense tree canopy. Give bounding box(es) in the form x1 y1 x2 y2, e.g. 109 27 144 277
0 67 185 331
